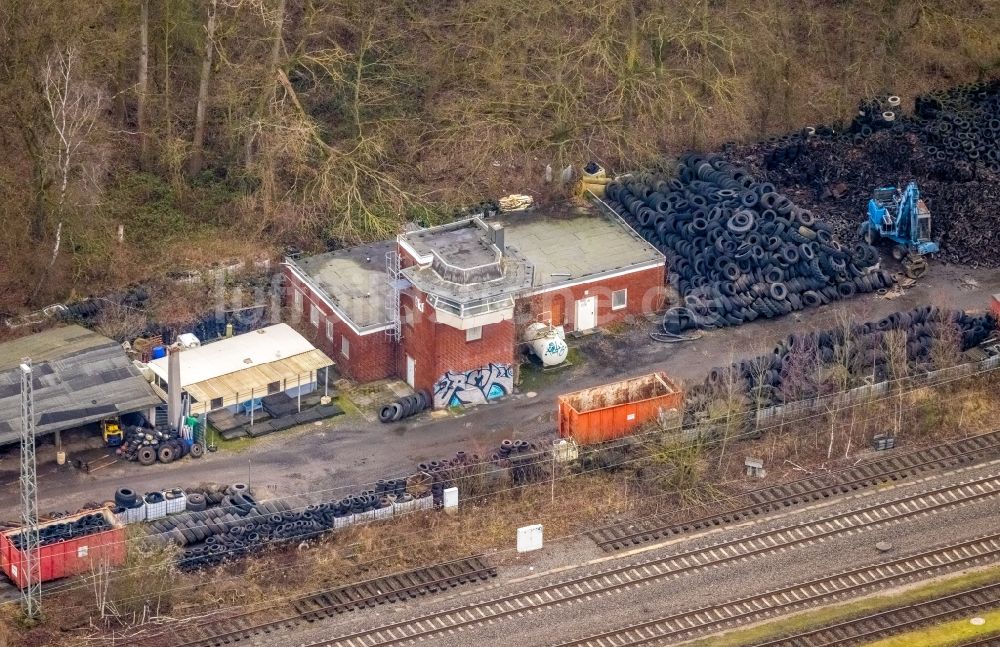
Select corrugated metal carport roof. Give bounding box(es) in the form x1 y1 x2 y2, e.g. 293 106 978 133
0 325 162 446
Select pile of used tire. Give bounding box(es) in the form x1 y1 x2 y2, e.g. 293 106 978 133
487 439 547 486
10 512 112 550
56 286 151 332
149 480 428 570
684 305 997 423
154 444 551 571
742 81 1000 267
379 391 431 423
118 426 203 465
606 153 889 333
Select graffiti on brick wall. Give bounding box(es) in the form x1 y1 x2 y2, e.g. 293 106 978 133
434 363 513 408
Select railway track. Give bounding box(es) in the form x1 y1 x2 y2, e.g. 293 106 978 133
304 472 1000 647
749 580 1000 646
168 555 495 647
589 429 1000 551
555 533 1000 647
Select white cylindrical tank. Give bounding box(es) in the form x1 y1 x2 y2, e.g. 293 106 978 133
525 323 569 367
177 333 201 348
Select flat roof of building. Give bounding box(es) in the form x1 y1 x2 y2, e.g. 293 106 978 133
148 323 332 387
288 241 394 331
501 206 664 290
0 325 162 445
293 202 665 318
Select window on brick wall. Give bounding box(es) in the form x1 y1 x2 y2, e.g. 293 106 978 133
310 303 320 327
403 306 414 328
293 289 303 314
341 335 350 358
466 326 482 342
612 289 628 310
325 319 334 340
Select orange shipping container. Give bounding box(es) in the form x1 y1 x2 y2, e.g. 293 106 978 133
558 372 683 445
0 507 125 588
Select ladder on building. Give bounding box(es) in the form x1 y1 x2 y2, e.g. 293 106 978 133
385 251 402 342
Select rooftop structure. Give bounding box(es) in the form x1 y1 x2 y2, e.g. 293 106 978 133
399 218 534 322
0 326 162 446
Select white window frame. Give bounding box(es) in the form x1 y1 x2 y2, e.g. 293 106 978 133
293 289 303 314
466 326 483 342
310 303 320 327
341 335 350 358
325 319 334 340
611 289 628 311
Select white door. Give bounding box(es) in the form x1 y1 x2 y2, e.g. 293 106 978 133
406 355 416 388
575 296 597 331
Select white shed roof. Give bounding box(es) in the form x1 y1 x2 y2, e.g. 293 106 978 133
148 324 324 387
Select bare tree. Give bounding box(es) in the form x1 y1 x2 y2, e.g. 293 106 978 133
929 320 964 370
189 0 218 176
883 329 909 438
137 0 150 166
29 48 103 304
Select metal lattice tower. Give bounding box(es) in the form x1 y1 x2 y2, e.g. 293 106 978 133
19 359 41 619
385 251 402 342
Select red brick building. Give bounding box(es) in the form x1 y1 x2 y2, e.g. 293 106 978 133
282 206 665 407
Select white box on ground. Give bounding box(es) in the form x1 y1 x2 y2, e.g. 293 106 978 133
517 524 543 553
443 487 458 512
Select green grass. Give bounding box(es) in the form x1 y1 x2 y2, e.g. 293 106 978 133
518 347 583 392
682 567 1000 647
866 608 1000 647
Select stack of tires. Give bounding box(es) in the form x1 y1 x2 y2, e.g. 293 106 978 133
11 513 112 550
606 153 889 333
684 305 998 423
119 426 203 466
379 391 430 423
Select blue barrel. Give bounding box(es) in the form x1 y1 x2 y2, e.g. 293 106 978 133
151 345 167 360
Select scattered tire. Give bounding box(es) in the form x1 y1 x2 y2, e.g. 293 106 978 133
157 444 176 464
114 488 138 507
379 391 430 424
137 447 156 466
186 493 207 512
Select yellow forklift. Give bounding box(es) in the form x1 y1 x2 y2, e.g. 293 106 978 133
101 418 124 447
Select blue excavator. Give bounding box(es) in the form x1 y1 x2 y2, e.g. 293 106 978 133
858 181 939 279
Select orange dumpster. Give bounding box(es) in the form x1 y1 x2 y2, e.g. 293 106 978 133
558 372 683 445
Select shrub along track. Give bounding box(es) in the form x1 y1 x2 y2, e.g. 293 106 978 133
588 428 1000 551
158 556 496 647
554 533 1000 647
748 580 1000 647
298 471 1000 647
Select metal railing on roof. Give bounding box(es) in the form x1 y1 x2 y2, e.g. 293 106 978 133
425 293 514 318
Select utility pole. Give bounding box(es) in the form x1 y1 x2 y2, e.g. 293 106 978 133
19 359 41 620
